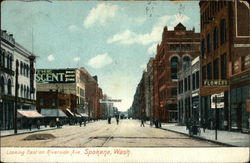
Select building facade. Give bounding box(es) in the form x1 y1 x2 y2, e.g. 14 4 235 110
177 57 200 125
199 0 249 132
153 23 200 123
1 30 37 130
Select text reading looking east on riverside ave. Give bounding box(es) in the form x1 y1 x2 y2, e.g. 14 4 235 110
4 148 131 157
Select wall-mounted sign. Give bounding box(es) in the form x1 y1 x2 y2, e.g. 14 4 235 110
203 80 229 87
211 92 224 109
36 69 76 83
100 99 122 103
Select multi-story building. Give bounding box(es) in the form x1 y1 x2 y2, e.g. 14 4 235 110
0 30 38 130
153 23 200 123
36 68 86 115
146 58 154 120
199 0 249 132
177 56 200 125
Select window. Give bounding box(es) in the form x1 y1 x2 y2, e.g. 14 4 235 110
10 55 13 70
52 98 56 106
170 56 179 79
207 33 211 54
7 79 11 95
183 56 191 70
213 27 219 50
221 54 227 79
242 56 250 71
59 99 66 106
184 78 187 92
207 63 212 79
171 88 177 97
20 62 23 75
196 71 200 89
201 39 206 58
20 85 23 97
27 87 29 98
220 19 226 44
192 74 195 90
0 77 4 94
188 75 191 90
39 98 44 106
0 50 5 67
202 66 206 80
213 58 219 79
233 60 239 74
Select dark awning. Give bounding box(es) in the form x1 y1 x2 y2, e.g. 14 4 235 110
41 108 67 118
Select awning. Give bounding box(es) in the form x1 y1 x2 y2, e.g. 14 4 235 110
17 110 43 118
66 109 74 116
80 113 89 117
75 114 81 117
41 108 67 118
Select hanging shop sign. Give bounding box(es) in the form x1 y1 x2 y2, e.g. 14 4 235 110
100 99 122 103
36 69 76 83
203 80 229 87
211 92 224 109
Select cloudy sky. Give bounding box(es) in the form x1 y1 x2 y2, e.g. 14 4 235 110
1 1 200 112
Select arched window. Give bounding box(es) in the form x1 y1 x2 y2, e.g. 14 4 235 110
20 62 23 75
24 86 26 98
170 56 179 79
7 79 11 95
10 55 13 70
183 56 191 70
0 76 5 94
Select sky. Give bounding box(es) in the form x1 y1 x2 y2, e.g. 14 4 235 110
1 0 200 112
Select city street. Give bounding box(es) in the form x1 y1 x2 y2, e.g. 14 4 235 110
1 119 221 147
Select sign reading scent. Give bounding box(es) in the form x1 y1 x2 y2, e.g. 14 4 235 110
36 69 76 83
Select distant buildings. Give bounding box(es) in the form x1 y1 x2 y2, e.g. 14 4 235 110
1 30 39 130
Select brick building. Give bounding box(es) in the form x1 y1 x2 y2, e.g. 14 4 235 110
199 0 249 132
153 23 200 123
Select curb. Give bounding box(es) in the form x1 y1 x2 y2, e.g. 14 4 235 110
160 127 237 147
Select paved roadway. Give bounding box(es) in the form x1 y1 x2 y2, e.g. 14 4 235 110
1 119 221 147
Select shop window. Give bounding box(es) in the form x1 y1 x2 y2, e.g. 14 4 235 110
213 58 219 79
213 27 219 50
39 98 44 106
233 60 239 74
0 76 4 94
7 79 11 95
207 63 212 79
52 98 56 106
220 19 226 44
196 71 200 89
242 56 250 71
221 54 227 79
207 33 211 54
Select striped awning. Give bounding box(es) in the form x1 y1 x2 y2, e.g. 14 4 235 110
17 110 43 118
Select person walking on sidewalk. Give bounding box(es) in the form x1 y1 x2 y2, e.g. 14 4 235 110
202 119 206 132
140 119 145 127
37 120 40 129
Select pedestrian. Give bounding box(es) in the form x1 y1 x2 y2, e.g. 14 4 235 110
84 119 86 126
28 119 32 131
79 119 82 127
202 119 206 132
116 117 119 125
37 120 40 129
140 119 145 127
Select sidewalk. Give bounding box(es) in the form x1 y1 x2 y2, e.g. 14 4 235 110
160 123 249 147
0 126 60 137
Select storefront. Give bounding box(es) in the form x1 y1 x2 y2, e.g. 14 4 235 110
17 110 43 129
41 108 68 127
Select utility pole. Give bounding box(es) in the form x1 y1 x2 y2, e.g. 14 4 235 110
215 95 218 140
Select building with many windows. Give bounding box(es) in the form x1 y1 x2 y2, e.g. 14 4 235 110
199 0 249 132
153 23 200 123
177 56 200 125
1 30 38 130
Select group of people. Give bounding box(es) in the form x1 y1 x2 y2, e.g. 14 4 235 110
107 116 120 125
